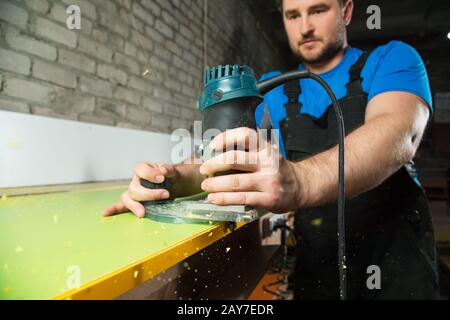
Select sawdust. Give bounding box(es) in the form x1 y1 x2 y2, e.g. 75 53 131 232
7 138 21 150
311 218 323 226
64 241 72 247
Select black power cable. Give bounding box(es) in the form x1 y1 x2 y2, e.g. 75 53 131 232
257 71 347 300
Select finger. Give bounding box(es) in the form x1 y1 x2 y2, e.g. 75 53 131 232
207 192 265 207
129 175 170 202
133 162 165 183
209 127 258 152
102 202 128 217
155 164 177 179
120 191 146 218
199 150 258 176
201 173 262 193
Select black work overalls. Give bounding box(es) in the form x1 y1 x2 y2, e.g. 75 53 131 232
280 52 439 299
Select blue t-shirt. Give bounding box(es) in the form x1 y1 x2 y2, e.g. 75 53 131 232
255 41 432 158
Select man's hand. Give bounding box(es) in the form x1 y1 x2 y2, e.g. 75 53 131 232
199 128 303 213
293 91 430 208
102 163 178 218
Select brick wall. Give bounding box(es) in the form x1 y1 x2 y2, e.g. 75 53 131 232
0 0 282 133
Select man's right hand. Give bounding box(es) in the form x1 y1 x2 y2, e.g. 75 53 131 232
102 162 178 218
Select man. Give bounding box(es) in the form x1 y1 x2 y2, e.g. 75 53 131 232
103 0 438 299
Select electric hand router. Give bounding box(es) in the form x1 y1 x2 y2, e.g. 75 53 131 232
141 65 315 224
141 65 265 224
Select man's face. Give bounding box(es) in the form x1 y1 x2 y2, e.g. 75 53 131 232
282 0 352 64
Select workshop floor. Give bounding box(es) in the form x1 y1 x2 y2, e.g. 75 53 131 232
248 272 292 300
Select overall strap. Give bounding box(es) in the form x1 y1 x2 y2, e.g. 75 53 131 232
346 50 371 96
283 77 302 118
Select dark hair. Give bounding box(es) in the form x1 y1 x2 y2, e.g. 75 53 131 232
277 0 347 11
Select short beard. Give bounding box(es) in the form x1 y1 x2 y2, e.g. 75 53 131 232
293 30 346 65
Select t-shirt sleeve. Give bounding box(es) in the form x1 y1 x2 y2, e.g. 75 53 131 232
368 41 433 113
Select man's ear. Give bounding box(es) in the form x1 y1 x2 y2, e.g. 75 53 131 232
343 0 354 26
